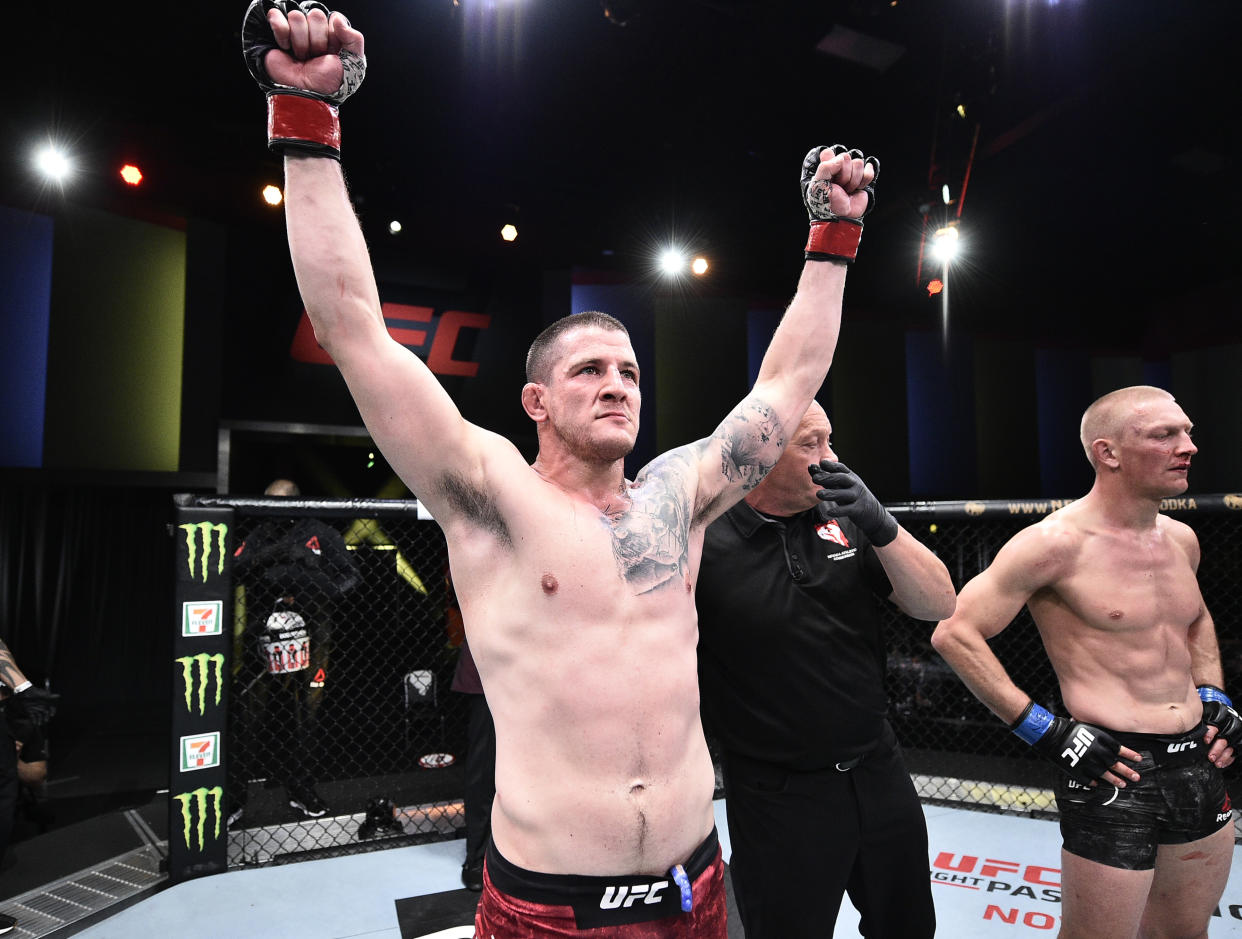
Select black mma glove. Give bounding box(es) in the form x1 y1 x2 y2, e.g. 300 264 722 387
5 685 60 729
807 460 898 547
1011 701 1127 787
1198 685 1242 751
801 145 880 263
242 0 367 159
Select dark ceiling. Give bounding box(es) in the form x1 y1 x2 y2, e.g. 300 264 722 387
9 0 1240 348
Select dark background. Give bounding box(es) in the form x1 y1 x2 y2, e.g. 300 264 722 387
0 0 1239 832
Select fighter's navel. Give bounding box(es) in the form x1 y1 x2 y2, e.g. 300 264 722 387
541 572 559 595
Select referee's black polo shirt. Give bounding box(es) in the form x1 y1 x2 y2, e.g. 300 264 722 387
696 500 893 770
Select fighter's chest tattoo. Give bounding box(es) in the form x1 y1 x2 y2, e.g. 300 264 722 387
602 465 693 595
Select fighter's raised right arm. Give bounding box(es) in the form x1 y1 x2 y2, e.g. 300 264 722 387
246 2 504 516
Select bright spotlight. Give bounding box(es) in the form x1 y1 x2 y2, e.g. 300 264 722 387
691 257 709 276
930 225 960 263
660 249 686 276
941 184 951 205
389 220 403 234
500 223 518 242
34 145 72 182
262 184 283 206
119 164 143 187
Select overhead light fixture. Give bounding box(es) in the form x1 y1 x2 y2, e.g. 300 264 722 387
500 223 518 242
119 164 143 186
262 184 283 207
691 257 709 276
34 145 72 183
930 225 960 263
389 220 403 234
659 249 686 277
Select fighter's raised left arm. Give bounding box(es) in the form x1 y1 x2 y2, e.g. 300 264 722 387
692 147 878 523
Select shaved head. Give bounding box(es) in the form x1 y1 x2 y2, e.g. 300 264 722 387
1079 386 1175 468
264 478 301 497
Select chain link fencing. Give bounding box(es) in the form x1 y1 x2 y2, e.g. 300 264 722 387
884 493 1242 836
196 492 1241 869
218 499 466 868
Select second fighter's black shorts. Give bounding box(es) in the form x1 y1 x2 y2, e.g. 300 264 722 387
1056 723 1233 870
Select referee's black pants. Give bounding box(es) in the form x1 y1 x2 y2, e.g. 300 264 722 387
721 723 935 938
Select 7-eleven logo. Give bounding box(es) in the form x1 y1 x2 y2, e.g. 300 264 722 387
182 600 223 637
180 732 221 773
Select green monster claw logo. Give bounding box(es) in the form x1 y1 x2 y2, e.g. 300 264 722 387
179 521 228 583
176 653 225 715
174 786 223 851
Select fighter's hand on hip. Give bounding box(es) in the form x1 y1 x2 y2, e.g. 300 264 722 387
808 460 898 547
1011 702 1141 788
1199 685 1241 769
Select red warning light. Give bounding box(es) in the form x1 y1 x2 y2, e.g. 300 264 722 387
926 278 944 297
119 164 143 186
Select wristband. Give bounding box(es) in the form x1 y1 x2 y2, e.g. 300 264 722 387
1010 701 1054 746
267 92 342 160
1198 684 1232 707
804 219 863 262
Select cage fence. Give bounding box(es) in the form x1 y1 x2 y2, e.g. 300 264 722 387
195 493 1242 870
220 500 467 868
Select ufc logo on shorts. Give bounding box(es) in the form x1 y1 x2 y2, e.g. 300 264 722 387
600 881 668 909
1062 727 1095 766
1167 741 1196 753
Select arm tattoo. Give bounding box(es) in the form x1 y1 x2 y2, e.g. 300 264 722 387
437 471 513 548
0 638 23 687
713 398 783 493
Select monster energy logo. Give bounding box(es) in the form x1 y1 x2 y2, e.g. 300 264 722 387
179 521 228 583
174 786 223 852
176 653 225 715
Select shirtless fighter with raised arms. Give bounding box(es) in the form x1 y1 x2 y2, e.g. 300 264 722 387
933 385 1242 939
241 2 878 933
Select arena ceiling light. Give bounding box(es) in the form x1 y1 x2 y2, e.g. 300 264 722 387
659 248 687 277
930 225 960 264
389 220 403 235
119 163 143 187
33 144 72 183
691 256 709 276
500 223 518 242
262 184 283 207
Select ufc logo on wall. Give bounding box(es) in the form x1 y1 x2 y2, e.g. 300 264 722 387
290 302 491 377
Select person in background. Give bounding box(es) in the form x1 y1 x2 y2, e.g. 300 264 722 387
230 479 359 823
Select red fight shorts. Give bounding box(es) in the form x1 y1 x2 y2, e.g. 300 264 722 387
475 828 727 937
